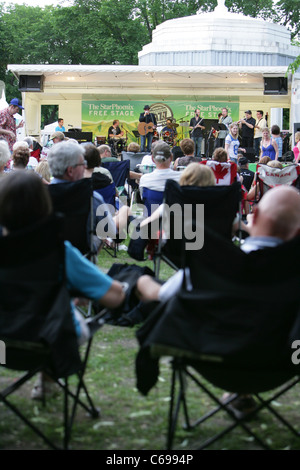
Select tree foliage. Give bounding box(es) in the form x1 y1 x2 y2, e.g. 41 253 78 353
0 0 299 100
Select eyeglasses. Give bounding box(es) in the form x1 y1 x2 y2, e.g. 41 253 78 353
73 160 87 168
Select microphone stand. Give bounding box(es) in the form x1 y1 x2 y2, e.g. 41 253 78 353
206 127 214 159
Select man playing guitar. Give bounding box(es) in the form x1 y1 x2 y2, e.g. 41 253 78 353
138 105 157 153
189 109 205 158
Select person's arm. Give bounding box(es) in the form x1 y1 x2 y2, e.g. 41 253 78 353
272 139 279 160
99 280 125 309
173 158 179 171
224 140 230 154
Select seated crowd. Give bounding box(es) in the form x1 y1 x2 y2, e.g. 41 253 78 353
1 125 300 420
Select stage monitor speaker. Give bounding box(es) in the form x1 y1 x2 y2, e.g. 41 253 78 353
243 147 256 163
294 123 300 136
18 75 44 92
264 77 288 95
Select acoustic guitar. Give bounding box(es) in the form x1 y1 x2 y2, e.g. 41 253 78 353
138 121 155 136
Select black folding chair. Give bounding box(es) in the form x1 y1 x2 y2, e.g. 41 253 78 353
135 228 300 450
154 179 242 277
0 215 103 450
48 178 95 262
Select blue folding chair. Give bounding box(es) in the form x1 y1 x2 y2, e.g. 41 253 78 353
142 187 164 216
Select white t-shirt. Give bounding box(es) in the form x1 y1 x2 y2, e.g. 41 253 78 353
225 134 240 163
139 168 181 197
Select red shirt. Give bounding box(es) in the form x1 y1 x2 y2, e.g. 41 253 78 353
0 107 17 151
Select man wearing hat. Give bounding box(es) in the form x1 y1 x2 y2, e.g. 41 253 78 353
238 155 255 191
139 105 157 153
50 131 66 144
0 98 24 152
238 110 256 149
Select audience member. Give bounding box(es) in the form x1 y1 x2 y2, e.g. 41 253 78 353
127 142 140 153
271 125 283 160
0 140 10 173
83 143 113 185
260 127 278 161
0 170 125 399
238 156 254 191
35 160 52 183
225 122 246 163
173 138 201 170
254 110 267 158
50 131 65 145
267 160 283 169
11 143 30 170
139 141 181 198
293 132 300 163
259 155 271 165
171 145 184 163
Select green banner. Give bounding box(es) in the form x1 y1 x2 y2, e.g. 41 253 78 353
82 100 239 143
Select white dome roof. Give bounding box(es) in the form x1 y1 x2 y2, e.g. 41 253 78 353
138 0 299 67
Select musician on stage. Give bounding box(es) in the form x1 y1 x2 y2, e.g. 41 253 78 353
162 118 178 146
189 109 205 158
139 105 157 153
108 120 124 141
108 119 124 157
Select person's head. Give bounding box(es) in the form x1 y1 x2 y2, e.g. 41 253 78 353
171 145 184 162
251 185 300 241
113 120 119 127
238 156 249 168
179 162 215 187
127 142 140 153
262 127 271 139
23 136 34 149
0 171 52 232
50 131 65 144
245 110 252 119
256 110 264 119
295 132 300 144
82 143 101 169
267 160 283 169
195 108 200 116
98 144 112 159
8 98 24 115
271 125 281 136
166 119 173 127
180 138 195 156
48 140 87 181
12 145 30 169
259 155 271 165
222 107 228 117
0 140 10 171
229 122 239 137
144 105 150 113
152 141 171 168
57 118 64 127
35 160 51 183
150 140 159 155
212 147 228 162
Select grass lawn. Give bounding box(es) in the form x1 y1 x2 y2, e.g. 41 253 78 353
1 239 300 450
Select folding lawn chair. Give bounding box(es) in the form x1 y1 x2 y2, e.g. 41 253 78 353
0 214 104 450
48 178 96 262
255 163 300 200
102 159 130 200
135 227 300 450
153 179 242 278
200 160 238 185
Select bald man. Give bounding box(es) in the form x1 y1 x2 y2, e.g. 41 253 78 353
135 185 300 302
243 185 300 252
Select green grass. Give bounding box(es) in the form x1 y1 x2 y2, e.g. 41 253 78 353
1 242 300 450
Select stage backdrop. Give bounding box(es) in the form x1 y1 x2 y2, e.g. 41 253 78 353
82 100 240 143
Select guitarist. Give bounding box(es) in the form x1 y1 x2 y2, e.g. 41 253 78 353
189 109 205 158
139 105 157 153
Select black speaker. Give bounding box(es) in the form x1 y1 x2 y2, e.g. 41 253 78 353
18 75 44 92
264 77 288 95
294 123 300 135
243 147 256 163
